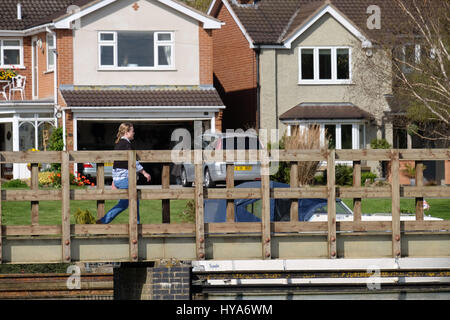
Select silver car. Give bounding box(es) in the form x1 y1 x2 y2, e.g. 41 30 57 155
179 132 263 188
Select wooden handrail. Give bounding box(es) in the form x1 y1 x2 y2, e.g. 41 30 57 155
0 149 449 262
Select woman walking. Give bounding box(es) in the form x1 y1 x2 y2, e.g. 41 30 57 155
96 123 151 224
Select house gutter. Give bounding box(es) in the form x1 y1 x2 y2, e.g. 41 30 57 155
0 23 54 37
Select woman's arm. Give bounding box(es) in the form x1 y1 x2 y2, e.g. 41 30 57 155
140 169 151 182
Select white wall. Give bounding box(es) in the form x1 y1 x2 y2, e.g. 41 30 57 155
73 0 200 85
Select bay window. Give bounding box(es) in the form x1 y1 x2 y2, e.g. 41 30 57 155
0 39 23 67
98 31 174 69
323 123 365 150
299 47 351 84
290 122 366 150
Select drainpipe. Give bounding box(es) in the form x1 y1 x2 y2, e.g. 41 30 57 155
46 26 64 149
255 47 261 130
274 49 279 140
46 27 58 111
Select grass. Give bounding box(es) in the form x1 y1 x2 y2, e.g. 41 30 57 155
1 186 449 225
1 199 191 225
0 185 192 225
342 198 450 220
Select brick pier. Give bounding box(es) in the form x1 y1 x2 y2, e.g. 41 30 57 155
113 261 191 300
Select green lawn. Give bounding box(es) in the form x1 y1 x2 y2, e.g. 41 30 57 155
1 187 449 225
342 198 450 220
1 186 192 225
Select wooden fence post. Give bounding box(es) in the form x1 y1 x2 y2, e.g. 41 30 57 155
128 150 138 261
61 151 71 262
352 160 362 221
226 163 235 222
290 162 298 222
391 150 401 258
194 155 205 260
261 151 271 259
327 149 337 259
162 163 171 223
96 162 105 219
415 161 424 221
31 163 39 226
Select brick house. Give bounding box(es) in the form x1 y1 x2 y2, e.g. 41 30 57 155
0 0 224 180
208 0 449 184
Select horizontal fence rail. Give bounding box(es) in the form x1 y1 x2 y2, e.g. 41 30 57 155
0 149 449 263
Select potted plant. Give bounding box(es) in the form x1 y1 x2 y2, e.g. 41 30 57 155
402 162 426 186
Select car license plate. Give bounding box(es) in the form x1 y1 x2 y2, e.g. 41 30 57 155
234 165 252 171
105 162 113 166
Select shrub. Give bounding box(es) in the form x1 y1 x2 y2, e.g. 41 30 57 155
39 171 56 187
38 171 95 188
270 125 325 185
2 179 28 188
361 171 377 186
370 138 391 149
48 127 64 171
72 173 95 187
48 127 64 151
180 200 195 223
335 164 353 186
74 208 96 224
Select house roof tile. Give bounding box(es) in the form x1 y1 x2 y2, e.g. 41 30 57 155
0 0 221 31
0 0 92 30
227 0 406 45
279 102 374 120
60 87 225 107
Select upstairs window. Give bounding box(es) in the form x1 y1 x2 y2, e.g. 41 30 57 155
46 33 56 71
98 31 174 69
0 39 23 67
299 47 351 84
400 43 421 73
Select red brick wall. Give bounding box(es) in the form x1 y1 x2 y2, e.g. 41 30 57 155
446 160 450 185
57 29 74 88
56 29 74 151
212 2 257 130
199 23 213 85
13 35 54 100
17 37 32 100
37 32 55 99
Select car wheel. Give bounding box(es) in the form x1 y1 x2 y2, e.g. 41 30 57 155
204 168 215 188
181 167 192 187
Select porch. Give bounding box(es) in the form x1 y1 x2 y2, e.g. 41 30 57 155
0 99 56 180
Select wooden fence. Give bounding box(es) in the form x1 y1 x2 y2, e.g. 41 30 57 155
0 149 449 263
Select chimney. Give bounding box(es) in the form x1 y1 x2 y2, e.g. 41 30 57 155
17 2 22 20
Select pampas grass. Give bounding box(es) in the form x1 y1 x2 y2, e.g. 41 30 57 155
284 125 325 186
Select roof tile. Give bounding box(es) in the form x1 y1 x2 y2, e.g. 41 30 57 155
60 87 225 107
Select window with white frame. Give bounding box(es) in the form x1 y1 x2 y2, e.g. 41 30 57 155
323 123 365 150
400 43 421 73
289 122 365 150
46 33 56 71
0 39 23 67
98 31 174 69
299 47 351 84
